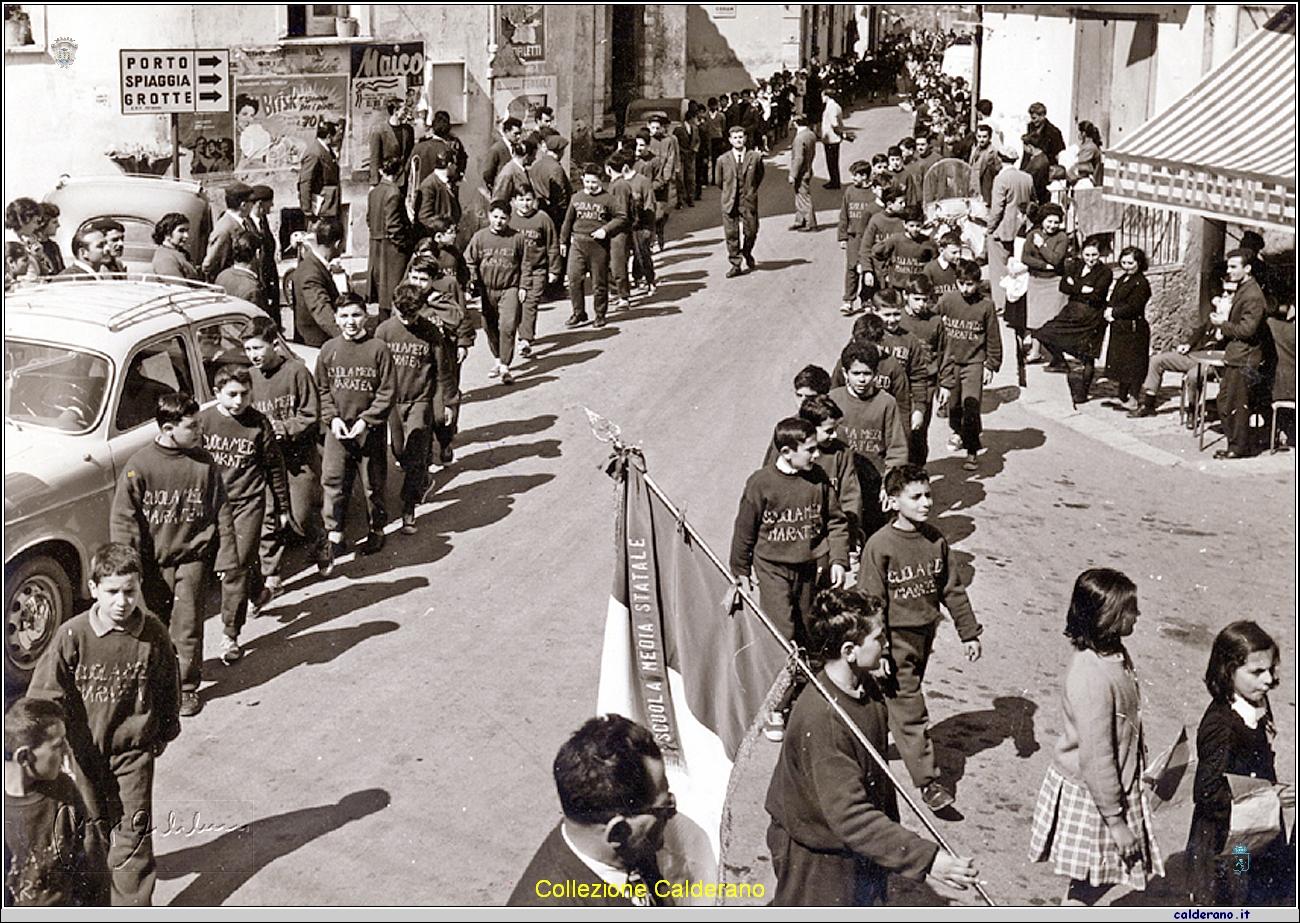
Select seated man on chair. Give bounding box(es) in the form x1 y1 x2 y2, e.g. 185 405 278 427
1129 292 1227 421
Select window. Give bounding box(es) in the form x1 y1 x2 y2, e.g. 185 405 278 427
4 342 110 434
426 62 468 125
115 336 194 433
283 4 364 39
195 318 253 393
76 216 155 268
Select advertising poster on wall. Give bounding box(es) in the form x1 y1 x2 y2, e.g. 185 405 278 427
492 75 557 131
500 5 545 63
177 110 235 177
348 41 425 175
232 74 349 172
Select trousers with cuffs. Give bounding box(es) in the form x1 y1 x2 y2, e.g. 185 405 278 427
886 621 941 789
322 426 387 537
946 362 984 454
141 558 209 694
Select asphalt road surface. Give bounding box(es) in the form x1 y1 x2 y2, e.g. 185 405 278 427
151 101 1296 907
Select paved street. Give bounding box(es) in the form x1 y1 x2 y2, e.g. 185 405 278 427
151 100 1294 907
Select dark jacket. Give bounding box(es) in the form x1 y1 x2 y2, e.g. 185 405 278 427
299 138 341 217
1221 276 1268 368
716 147 765 215
291 247 341 348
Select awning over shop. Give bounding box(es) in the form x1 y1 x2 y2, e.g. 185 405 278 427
1103 8 1295 231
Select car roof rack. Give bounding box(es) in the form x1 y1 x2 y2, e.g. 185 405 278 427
5 275 233 332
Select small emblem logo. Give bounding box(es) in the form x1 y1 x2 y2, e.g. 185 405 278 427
1232 844 1250 874
51 37 78 68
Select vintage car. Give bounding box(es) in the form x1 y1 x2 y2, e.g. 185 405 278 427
44 175 213 273
4 277 316 691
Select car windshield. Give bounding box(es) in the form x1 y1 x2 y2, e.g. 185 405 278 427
4 341 111 434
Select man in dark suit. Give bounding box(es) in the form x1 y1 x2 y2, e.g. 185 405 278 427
715 124 765 277
508 715 677 907
413 150 460 240
291 218 344 347
369 98 414 193
1211 250 1270 458
367 157 412 321
247 185 281 312
788 114 818 231
299 120 343 219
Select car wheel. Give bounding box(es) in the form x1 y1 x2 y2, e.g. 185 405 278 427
5 555 73 688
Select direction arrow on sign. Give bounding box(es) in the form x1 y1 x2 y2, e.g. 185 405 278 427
193 48 230 114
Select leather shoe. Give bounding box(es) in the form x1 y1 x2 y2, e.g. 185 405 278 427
726 266 743 278
1213 449 1249 460
743 254 756 271
787 223 805 231
564 314 588 328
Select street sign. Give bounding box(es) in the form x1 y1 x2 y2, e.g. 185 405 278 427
121 48 230 115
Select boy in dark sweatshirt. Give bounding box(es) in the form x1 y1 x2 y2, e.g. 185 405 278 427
936 259 1002 471
857 465 983 812
871 205 937 293
4 697 104 906
560 162 626 329
509 184 561 357
464 199 527 383
317 297 396 563
731 417 850 738
857 186 906 288
404 253 472 466
828 340 908 546
605 153 636 309
901 275 945 464
29 542 181 905
921 232 963 298
109 392 236 718
242 317 330 583
837 160 880 315
764 587 978 905
199 364 290 661
875 288 934 466
377 282 454 534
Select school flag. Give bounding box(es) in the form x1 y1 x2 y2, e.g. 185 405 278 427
596 447 788 887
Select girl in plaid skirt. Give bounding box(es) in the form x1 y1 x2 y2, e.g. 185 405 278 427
1028 568 1164 905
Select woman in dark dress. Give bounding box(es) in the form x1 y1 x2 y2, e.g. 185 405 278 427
1035 235 1113 406
1104 246 1152 412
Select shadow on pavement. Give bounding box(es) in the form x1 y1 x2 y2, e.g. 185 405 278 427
201 579 422 701
931 696 1041 792
158 788 391 906
454 413 557 449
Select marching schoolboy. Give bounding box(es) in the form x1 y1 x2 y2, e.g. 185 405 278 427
871 205 937 294
936 260 1002 472
377 282 454 534
464 199 528 384
509 184 561 358
731 417 850 738
857 187 907 293
838 160 881 316
560 162 625 329
109 392 236 718
858 465 984 812
242 317 331 582
4 697 103 906
199 365 291 661
874 288 933 466
900 274 945 464
317 296 396 564
764 587 979 905
29 543 182 905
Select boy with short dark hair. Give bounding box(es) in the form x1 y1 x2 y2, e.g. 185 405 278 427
871 205 936 293
936 260 1001 471
828 340 907 545
465 199 528 383
29 542 181 906
199 364 291 661
922 232 962 298
764 587 978 905
377 282 454 534
317 297 396 565
838 160 880 316
732 417 850 739
509 184 561 358
560 163 625 329
874 288 933 466
242 317 331 583
110 392 236 718
793 364 832 401
858 465 984 812
900 274 945 464
4 697 103 906
857 188 906 291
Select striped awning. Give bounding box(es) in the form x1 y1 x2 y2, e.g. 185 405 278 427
1103 8 1296 231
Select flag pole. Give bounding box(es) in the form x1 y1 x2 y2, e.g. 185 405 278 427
590 412 993 907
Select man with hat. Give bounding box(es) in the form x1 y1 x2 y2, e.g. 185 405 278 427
204 181 255 282
247 185 281 312
530 133 572 238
